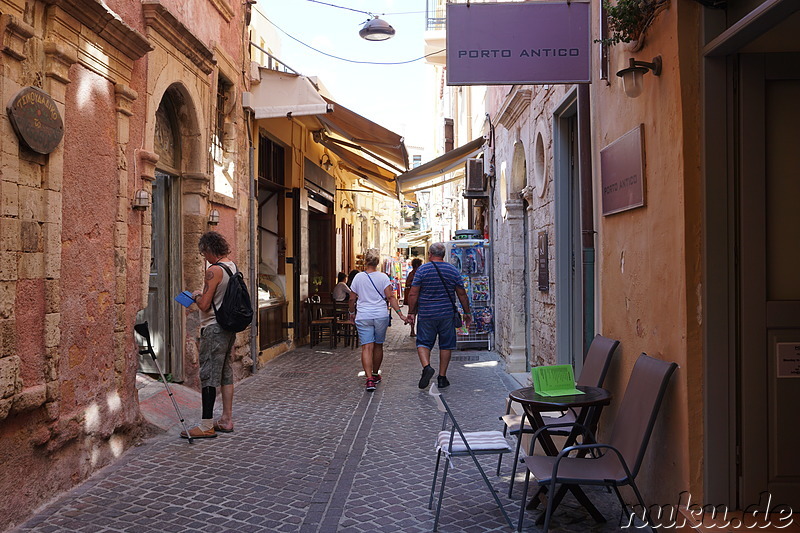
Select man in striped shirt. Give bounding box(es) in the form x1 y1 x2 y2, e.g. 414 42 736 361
405 242 472 389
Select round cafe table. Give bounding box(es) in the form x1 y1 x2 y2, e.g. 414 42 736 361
509 385 612 524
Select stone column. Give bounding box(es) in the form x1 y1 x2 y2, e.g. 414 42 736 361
113 84 137 388
503 198 528 373
37 39 78 420
0 12 33 420
136 149 158 307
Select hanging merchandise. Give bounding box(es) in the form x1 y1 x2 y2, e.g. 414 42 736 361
446 239 492 347
471 276 490 301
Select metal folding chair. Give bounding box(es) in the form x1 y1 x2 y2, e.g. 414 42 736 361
428 385 514 532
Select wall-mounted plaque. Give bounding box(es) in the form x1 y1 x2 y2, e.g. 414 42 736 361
7 87 64 155
538 231 549 291
600 124 645 216
777 343 800 378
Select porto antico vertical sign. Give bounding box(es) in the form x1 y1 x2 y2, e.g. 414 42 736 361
446 1 591 85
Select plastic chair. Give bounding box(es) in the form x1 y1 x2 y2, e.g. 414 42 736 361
516 353 678 532
499 334 619 495
428 385 514 532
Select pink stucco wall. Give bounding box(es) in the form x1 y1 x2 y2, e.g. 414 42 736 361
1 1 249 528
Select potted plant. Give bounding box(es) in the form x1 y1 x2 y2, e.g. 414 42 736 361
311 275 323 294
599 0 669 48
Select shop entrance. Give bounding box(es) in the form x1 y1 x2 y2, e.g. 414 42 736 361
736 52 800 508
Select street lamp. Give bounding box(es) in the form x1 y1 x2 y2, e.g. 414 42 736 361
360 16 395 41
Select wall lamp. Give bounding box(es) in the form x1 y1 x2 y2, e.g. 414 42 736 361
208 209 220 226
359 15 395 41
616 56 662 98
320 153 333 171
132 189 150 210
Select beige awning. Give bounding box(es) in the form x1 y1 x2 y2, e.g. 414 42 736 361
396 137 485 193
318 137 398 198
244 68 333 119
319 96 409 171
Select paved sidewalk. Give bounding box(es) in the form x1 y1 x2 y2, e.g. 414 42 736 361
13 326 635 532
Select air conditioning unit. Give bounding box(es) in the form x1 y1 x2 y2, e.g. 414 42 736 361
463 158 487 198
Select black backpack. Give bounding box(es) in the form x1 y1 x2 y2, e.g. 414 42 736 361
212 263 253 332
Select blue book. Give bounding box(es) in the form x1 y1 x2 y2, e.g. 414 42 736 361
174 291 195 308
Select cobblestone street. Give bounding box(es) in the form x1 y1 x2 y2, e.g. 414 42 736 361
13 326 635 532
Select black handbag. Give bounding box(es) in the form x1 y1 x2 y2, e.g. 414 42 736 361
431 261 463 328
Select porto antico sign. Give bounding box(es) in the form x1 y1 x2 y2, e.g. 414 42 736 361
7 87 64 155
446 1 591 86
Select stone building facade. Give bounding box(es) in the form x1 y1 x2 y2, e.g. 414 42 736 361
0 0 250 528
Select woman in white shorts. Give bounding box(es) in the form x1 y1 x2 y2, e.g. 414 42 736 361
348 249 406 392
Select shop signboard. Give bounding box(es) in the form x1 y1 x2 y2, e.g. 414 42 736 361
446 1 591 85
600 125 646 216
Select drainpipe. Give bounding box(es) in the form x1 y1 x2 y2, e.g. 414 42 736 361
577 85 595 356
246 110 258 374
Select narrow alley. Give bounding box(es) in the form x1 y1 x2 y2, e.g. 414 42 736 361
11 326 625 533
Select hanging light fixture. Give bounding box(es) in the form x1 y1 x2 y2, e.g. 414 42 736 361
320 153 333 171
616 56 662 98
359 15 395 41
208 209 220 226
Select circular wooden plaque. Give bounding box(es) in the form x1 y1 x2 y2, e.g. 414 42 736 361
7 87 64 155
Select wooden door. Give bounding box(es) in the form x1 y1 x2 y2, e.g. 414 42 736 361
738 52 800 507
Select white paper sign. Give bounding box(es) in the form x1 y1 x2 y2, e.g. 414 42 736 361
777 343 800 378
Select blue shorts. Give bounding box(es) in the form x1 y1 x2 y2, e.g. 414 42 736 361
355 317 390 345
416 315 457 351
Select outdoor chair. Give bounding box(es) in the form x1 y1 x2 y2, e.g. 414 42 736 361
307 298 336 348
333 301 358 348
499 334 619 495
516 353 678 532
428 385 514 532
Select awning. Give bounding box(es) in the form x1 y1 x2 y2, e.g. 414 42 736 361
243 68 333 119
396 137 485 193
317 136 398 198
319 96 409 171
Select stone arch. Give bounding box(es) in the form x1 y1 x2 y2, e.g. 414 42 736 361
153 82 204 176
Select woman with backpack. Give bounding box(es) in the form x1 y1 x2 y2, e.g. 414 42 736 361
348 249 406 392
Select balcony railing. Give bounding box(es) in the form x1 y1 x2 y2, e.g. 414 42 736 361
426 0 446 30
250 41 300 75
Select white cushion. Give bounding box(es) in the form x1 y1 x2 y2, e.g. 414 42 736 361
437 430 511 453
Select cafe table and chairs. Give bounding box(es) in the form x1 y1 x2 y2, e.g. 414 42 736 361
509 381 612 530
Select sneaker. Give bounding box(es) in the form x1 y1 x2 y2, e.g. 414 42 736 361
371 373 382 384
418 365 435 389
437 376 450 389
365 378 377 392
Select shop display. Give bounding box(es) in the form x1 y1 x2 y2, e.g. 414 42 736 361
446 239 492 347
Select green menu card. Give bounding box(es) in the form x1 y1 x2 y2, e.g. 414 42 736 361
531 364 584 397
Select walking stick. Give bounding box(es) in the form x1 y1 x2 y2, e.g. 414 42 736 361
134 322 194 444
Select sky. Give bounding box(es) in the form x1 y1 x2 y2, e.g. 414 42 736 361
252 0 436 151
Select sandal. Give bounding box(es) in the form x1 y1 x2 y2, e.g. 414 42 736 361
213 421 234 433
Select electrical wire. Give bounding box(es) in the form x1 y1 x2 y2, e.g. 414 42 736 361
306 0 425 16
255 8 445 65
